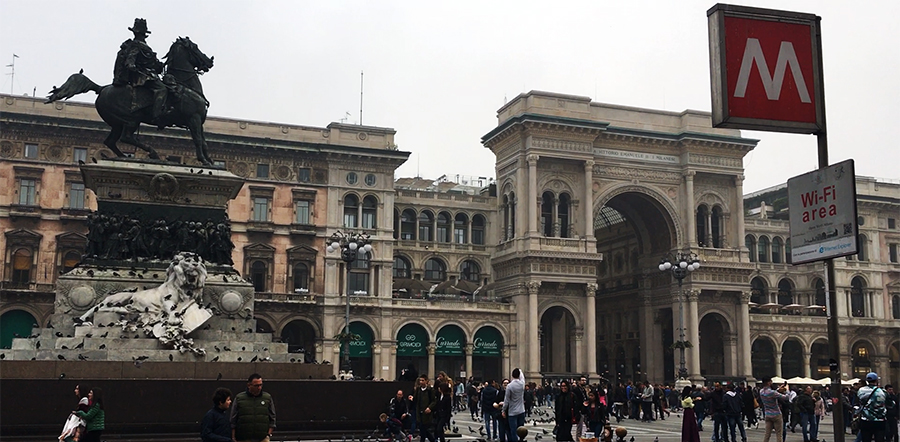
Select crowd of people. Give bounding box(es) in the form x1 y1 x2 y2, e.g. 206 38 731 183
384 370 898 442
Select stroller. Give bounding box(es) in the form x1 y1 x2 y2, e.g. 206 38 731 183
380 414 409 442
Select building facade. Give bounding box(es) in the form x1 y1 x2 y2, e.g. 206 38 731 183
1 91 897 385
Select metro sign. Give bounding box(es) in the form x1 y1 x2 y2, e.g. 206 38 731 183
708 4 825 133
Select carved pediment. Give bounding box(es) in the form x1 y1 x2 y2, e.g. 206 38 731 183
56 232 88 249
287 244 318 260
5 229 42 246
244 243 276 259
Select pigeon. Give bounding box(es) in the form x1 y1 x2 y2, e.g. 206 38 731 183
542 429 549 435
74 341 84 349
211 356 220 362
169 354 174 361
59 373 66 379
78 354 88 361
630 437 634 442
215 346 221 352
100 332 108 338
58 354 66 360
216 372 222 380
251 355 258 362
468 426 476 433
99 344 106 349
55 332 63 337
61 345 69 350
535 435 542 441
453 427 459 433
237 357 242 362
35 341 41 349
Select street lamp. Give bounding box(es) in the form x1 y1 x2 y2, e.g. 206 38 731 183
659 251 700 382
327 230 372 375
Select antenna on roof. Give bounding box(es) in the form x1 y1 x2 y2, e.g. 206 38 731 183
6 54 19 94
359 70 364 125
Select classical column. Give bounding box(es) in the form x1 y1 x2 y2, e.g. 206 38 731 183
574 329 584 375
465 344 474 379
552 196 559 237
685 171 697 247
427 344 436 380
739 292 753 379
735 175 745 250
775 352 783 377
503 348 511 378
585 283 598 378
687 290 702 380
527 281 541 378
527 154 539 234
803 352 812 377
584 160 594 240
706 212 713 247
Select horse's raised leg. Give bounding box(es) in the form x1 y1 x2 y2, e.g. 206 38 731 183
120 123 161 160
187 114 213 165
104 125 126 157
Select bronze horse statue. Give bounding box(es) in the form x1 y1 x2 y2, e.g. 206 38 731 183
46 37 215 165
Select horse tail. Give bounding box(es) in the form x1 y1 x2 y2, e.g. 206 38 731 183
45 69 103 103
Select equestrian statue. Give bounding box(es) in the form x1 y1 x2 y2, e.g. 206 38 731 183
46 18 216 165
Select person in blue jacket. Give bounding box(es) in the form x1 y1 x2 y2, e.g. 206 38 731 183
201 388 233 442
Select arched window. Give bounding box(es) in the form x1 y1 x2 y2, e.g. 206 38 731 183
12 248 33 284
711 206 723 248
893 295 900 320
401 209 417 240
746 235 757 262
393 256 411 278
758 236 769 263
361 196 377 229
857 234 868 261
424 258 446 281
850 276 866 317
472 214 486 245
751 277 767 305
460 260 481 282
251 260 267 292
785 238 792 264
454 213 468 244
393 209 400 239
437 212 452 243
62 250 80 274
541 192 554 237
343 194 359 228
558 193 571 238
772 237 784 264
813 278 826 312
418 210 433 242
349 252 371 294
697 205 709 247
777 279 793 306
292 263 309 291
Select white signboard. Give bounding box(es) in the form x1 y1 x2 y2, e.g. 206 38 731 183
787 159 858 264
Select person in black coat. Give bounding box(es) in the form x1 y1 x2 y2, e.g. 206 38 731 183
390 389 411 430
434 384 453 442
555 381 576 442
201 388 232 442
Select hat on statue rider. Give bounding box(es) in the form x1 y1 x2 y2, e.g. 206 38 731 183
866 372 880 382
129 18 151 35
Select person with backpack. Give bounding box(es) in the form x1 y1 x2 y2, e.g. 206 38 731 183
481 380 499 441
795 386 816 442
724 383 747 442
857 372 887 442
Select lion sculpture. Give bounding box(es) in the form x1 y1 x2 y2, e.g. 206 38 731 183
76 252 212 353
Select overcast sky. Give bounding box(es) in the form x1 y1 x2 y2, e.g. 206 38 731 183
2 0 897 193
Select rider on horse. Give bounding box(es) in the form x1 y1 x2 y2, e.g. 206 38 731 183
113 18 169 124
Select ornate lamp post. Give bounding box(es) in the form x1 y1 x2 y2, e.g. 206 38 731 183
659 251 700 382
327 230 372 375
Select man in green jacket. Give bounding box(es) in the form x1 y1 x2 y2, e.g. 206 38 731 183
410 375 437 442
231 373 276 442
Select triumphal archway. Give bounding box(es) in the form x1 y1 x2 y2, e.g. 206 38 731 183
483 91 758 383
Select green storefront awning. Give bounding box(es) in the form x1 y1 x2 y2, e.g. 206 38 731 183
473 326 503 356
349 322 374 358
435 325 465 356
396 323 428 357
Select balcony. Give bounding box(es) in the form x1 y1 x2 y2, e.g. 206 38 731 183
254 291 317 303
9 204 41 219
288 223 316 236
245 221 275 234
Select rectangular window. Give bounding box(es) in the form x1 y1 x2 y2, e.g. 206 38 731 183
295 200 310 224
73 148 88 164
213 160 226 168
69 182 85 209
252 197 270 222
362 211 375 229
298 168 311 183
348 272 369 294
454 227 466 244
891 244 899 263
256 163 269 179
890 218 897 229
472 229 484 245
24 143 38 159
19 179 36 205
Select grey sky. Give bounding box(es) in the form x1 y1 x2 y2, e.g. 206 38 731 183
2 0 897 193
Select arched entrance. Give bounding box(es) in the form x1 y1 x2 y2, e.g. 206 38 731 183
851 341 875 379
540 306 577 374
698 313 728 377
396 323 428 381
254 317 274 333
781 339 804 378
349 321 375 379
889 342 900 387
593 190 677 383
473 326 503 382
751 337 776 379
810 340 830 379
434 324 466 380
281 319 317 363
0 310 37 349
